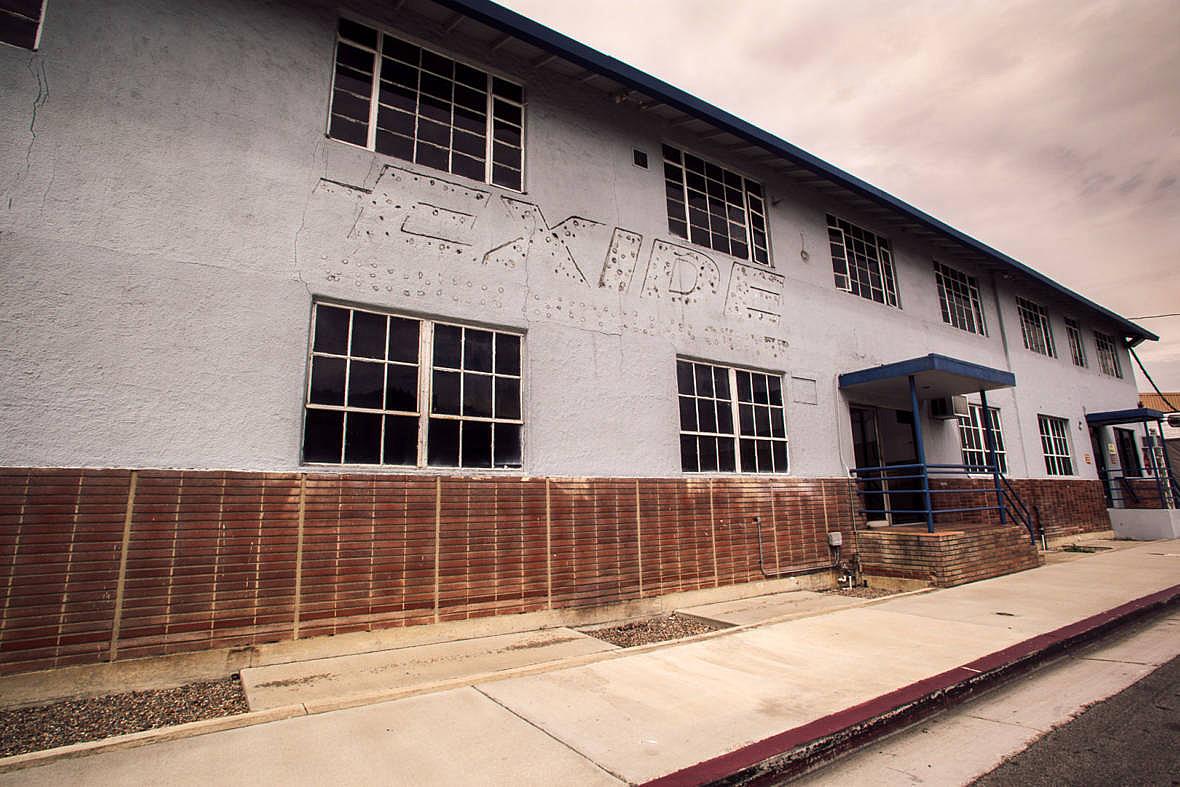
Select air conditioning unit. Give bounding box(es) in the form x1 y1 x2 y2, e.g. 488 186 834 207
1169 413 1180 428
930 395 970 420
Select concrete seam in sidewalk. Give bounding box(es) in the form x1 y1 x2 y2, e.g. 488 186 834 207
471 685 628 785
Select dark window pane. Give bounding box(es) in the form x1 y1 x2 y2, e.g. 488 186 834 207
383 35 420 65
454 86 487 114
662 145 682 163
464 329 493 371
716 402 733 434
332 89 371 122
388 317 419 362
382 415 418 465
770 410 785 438
772 441 788 473
336 42 374 74
452 129 486 157
416 141 449 172
375 131 413 161
334 69 373 100
492 99 521 125
739 404 754 435
754 405 770 437
492 77 523 103
462 421 492 468
713 367 730 399
309 356 346 405
434 324 462 368
329 115 368 146
495 377 520 420
427 418 460 467
381 57 418 89
376 106 415 136
420 49 453 78
752 375 769 404
718 438 736 472
304 410 344 463
385 364 418 412
418 117 452 146
698 437 718 472
493 424 522 468
495 333 521 375
694 364 714 398
493 122 521 147
678 361 695 393
378 81 417 112
350 310 386 359
679 396 697 431
680 435 698 472
455 62 486 89
344 412 382 463
451 153 485 182
492 165 521 191
756 440 772 472
463 373 492 418
493 141 519 168
432 370 461 415
768 376 783 406
347 360 384 409
697 399 716 433
339 18 378 49
420 72 452 100
739 438 756 472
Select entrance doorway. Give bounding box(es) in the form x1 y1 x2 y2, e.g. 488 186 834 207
849 405 923 525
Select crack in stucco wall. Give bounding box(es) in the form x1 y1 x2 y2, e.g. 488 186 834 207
4 55 48 210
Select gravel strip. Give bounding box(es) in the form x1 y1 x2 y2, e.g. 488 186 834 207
0 678 249 758
822 586 900 599
585 614 716 648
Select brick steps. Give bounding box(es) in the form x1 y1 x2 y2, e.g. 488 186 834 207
858 523 1041 587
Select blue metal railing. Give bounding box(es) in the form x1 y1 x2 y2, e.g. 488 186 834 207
850 462 1036 543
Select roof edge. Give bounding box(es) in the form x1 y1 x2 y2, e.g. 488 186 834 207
435 0 1158 343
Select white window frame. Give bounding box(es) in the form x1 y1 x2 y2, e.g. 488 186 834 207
934 261 987 335
827 214 900 307
677 358 789 475
1037 414 1074 476
958 403 1006 473
302 302 524 469
0 0 46 50
1094 331 1124 378
1064 318 1087 368
662 145 770 265
327 15 526 191
1016 297 1056 357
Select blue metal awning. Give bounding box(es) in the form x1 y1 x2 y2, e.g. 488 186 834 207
1085 408 1165 427
839 353 1015 409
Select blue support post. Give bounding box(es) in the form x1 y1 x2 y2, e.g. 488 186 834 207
909 375 934 533
979 389 1007 527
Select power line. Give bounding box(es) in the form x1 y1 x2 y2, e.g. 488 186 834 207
1129 346 1180 412
1129 313 1180 320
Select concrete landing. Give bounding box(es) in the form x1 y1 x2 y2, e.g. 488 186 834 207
678 590 863 627
241 627 615 711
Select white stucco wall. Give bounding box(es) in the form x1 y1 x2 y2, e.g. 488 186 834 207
0 0 1144 479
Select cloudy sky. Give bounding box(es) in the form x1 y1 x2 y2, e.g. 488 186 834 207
501 0 1180 393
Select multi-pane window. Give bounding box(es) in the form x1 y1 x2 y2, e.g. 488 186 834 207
0 0 44 49
328 18 525 191
1037 415 1074 476
957 404 1006 473
1016 297 1056 357
662 146 769 264
1065 318 1087 368
827 215 899 307
1094 331 1123 378
934 262 986 335
303 303 522 469
677 360 788 474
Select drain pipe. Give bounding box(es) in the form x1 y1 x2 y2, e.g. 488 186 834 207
753 515 844 580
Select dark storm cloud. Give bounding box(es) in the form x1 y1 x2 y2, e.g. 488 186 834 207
501 0 1180 385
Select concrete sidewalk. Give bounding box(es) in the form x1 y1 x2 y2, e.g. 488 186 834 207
3 540 1178 786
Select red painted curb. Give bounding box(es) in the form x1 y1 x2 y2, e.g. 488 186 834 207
642 582 1180 787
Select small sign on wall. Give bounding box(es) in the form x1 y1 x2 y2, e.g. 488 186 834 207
1084 453 1092 464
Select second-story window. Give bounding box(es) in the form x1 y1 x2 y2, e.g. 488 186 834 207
827 215 899 307
328 18 525 191
1016 297 1056 357
1094 331 1124 378
662 146 769 265
1065 318 1087 368
934 261 986 335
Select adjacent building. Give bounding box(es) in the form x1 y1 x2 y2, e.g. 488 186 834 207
0 0 1171 674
